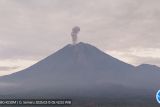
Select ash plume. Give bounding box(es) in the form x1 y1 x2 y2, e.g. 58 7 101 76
71 26 80 45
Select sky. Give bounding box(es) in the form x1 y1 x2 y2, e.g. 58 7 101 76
0 0 160 76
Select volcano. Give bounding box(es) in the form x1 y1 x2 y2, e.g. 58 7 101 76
0 42 160 100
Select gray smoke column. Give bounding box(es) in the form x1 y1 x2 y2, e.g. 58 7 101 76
71 26 80 45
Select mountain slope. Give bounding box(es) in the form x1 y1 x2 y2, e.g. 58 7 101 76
0 42 159 98
135 64 160 90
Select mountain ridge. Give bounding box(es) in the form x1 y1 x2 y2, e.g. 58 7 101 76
0 42 160 98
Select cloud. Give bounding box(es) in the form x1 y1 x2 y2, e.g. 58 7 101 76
0 0 160 75
0 59 37 76
0 66 18 71
107 47 160 66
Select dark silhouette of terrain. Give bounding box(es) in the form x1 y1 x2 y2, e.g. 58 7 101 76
0 42 160 106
